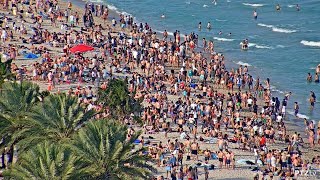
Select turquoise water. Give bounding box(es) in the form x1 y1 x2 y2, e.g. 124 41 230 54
91 0 320 121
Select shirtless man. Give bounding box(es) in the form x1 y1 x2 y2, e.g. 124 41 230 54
218 150 224 169
309 130 315 148
204 149 211 162
253 10 258 20
225 151 231 169
292 132 298 147
190 140 199 161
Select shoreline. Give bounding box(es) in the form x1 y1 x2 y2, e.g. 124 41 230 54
75 0 315 128
0 0 319 179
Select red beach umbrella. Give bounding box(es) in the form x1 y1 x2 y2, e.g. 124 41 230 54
69 44 94 53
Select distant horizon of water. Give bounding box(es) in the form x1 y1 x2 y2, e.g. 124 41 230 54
80 0 320 123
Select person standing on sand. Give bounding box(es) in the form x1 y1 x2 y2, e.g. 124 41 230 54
190 140 198 161
309 129 315 148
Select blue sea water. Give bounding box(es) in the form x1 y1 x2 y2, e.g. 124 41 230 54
88 0 320 122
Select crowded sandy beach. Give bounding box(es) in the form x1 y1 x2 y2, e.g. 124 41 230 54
0 0 319 179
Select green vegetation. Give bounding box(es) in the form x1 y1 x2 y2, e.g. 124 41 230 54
0 80 153 179
98 78 143 119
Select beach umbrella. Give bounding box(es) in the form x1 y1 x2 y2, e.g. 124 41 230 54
69 44 94 53
24 53 38 59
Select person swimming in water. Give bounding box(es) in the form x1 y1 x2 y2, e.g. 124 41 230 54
218 31 222 35
161 14 165 18
212 0 217 5
276 4 281 11
198 22 202 29
253 10 258 20
228 32 232 36
307 73 312 82
241 39 248 50
296 4 300 11
207 22 211 29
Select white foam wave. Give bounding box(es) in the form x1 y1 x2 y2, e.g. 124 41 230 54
236 61 252 67
270 85 284 94
300 40 320 47
107 4 118 11
257 23 273 28
186 1 191 4
243 3 264 7
203 4 209 8
213 37 235 42
287 5 295 8
258 23 297 33
246 43 273 49
272 27 296 33
216 19 227 22
287 111 310 119
276 45 285 48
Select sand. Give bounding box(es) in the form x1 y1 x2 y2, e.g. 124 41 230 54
0 1 318 180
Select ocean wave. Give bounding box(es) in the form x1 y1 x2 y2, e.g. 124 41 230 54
287 5 295 8
257 23 273 28
213 37 235 42
186 1 191 4
258 23 297 34
300 40 320 47
287 111 310 119
276 45 285 48
203 4 209 8
236 61 252 67
272 27 296 33
107 4 118 11
270 85 284 94
215 19 227 22
247 43 273 49
242 3 265 7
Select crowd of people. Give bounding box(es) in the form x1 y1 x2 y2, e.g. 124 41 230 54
0 0 319 179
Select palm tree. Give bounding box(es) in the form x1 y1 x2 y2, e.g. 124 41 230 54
0 58 14 89
2 141 87 180
71 119 155 179
18 93 96 151
98 78 142 119
0 81 40 167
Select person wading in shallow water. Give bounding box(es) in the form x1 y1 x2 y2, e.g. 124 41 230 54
306 73 312 82
294 102 299 117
